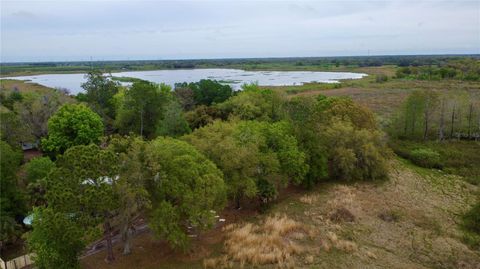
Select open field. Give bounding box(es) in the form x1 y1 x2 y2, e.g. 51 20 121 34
81 160 480 269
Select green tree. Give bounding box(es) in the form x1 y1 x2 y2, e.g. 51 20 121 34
184 105 223 130
157 101 191 137
323 121 389 181
144 137 226 249
25 157 55 183
115 81 170 138
183 120 307 207
183 120 258 208
106 135 151 255
0 108 32 147
283 96 328 186
81 70 120 121
0 141 25 250
46 144 119 262
178 80 232 106
14 91 73 140
24 157 55 207
27 207 85 269
316 95 377 130
218 85 284 121
41 104 103 155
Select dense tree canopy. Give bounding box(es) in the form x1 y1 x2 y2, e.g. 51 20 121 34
218 85 284 121
183 120 307 206
144 137 227 248
176 79 233 106
45 144 120 262
41 104 104 155
0 141 25 249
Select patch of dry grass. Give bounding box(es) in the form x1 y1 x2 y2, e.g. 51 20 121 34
205 214 311 268
299 194 318 204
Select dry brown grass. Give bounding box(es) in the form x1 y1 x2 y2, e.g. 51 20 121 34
299 194 318 204
205 215 311 268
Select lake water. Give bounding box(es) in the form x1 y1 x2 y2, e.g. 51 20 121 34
4 69 366 94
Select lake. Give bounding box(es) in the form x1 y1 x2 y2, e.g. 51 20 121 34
4 69 366 94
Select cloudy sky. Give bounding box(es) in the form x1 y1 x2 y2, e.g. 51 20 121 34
1 0 479 62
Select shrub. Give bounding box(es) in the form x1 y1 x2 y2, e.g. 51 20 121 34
463 203 480 234
25 157 55 183
462 202 480 248
375 74 388 83
409 148 442 168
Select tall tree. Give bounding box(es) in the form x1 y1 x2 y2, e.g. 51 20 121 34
81 71 120 122
156 101 191 137
0 141 25 250
144 137 226 249
46 144 119 262
115 81 170 138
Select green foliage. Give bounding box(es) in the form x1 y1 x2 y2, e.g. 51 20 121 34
144 137 227 248
0 90 23 110
396 59 480 81
115 81 170 138
44 144 120 260
409 148 442 169
81 70 120 120
157 101 191 137
461 202 480 248
183 120 307 206
25 157 55 183
41 104 104 155
218 85 284 121
389 140 480 184
375 74 389 83
463 202 480 234
283 96 328 186
182 120 258 207
176 79 232 106
0 108 32 147
46 144 119 219
389 90 478 141
323 121 389 181
0 141 25 247
316 95 377 130
14 91 73 140
27 207 85 269
184 105 223 130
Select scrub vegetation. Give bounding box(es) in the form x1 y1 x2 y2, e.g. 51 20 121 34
0 55 479 268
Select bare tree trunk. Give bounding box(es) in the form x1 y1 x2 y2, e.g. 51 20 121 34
411 104 417 137
439 99 445 141
450 103 456 138
122 225 134 255
468 103 473 139
140 109 144 137
104 214 115 263
423 100 429 140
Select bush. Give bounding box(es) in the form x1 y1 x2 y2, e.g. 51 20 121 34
409 148 442 168
375 74 388 83
25 157 55 183
463 203 480 234
462 202 480 248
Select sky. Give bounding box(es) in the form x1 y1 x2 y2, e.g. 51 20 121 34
1 0 479 62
